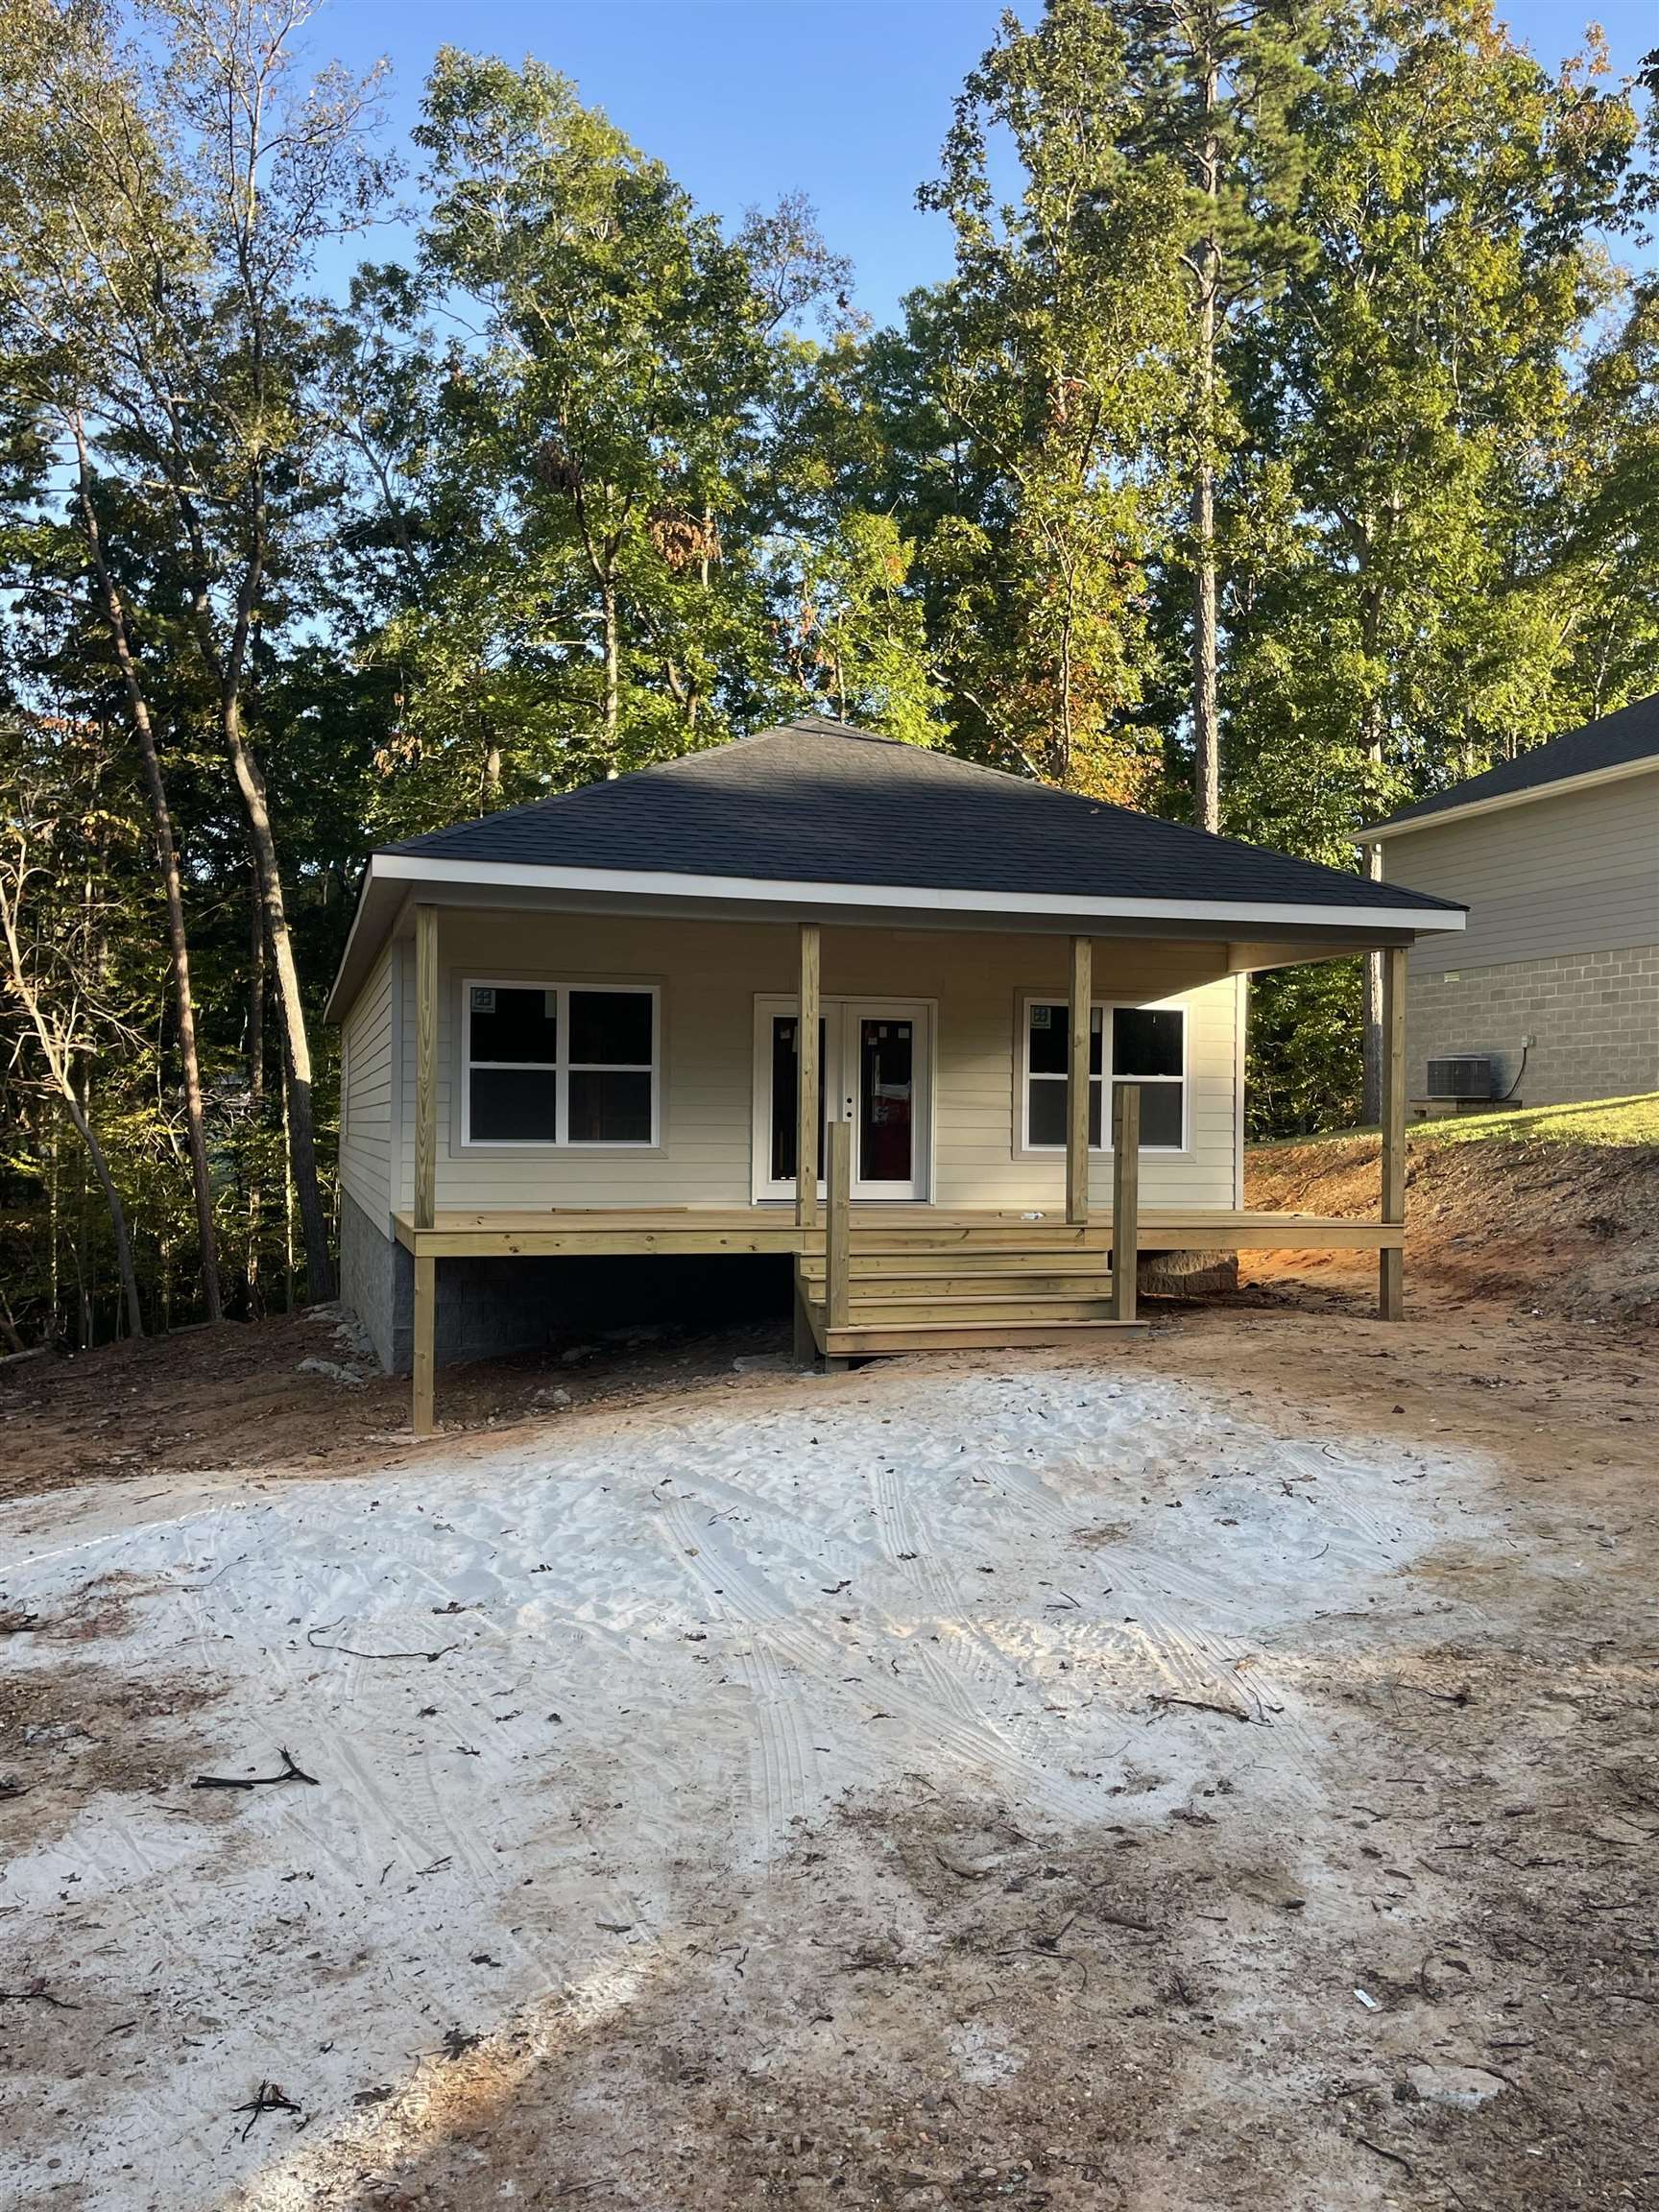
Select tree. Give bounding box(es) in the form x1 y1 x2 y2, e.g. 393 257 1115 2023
0 0 224 1318
1117 0 1320 830
1223 0 1638 1118
0 0 396 1301
912 0 1189 793
377 52 840 807
0 712 148 1337
777 510 943 740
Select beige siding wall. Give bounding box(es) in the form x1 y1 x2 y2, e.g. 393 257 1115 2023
339 943 395 1229
1382 777 1659 977
387 910 1242 1214
1380 777 1659 1106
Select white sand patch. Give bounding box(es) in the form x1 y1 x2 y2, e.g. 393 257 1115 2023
0 1362 1493 2209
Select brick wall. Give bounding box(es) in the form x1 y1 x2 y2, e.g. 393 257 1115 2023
1407 945 1659 1108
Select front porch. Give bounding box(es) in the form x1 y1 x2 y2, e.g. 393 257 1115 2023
393 1173 1406 1433
389 906 1412 1435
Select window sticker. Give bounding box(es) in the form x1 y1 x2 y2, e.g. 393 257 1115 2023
1030 1003 1052 1029
470 986 495 1014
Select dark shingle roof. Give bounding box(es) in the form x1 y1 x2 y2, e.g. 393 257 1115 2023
1367 695 1659 835
388 716 1457 916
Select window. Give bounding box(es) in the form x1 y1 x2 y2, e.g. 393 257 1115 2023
1022 998 1186 1152
463 980 658 1147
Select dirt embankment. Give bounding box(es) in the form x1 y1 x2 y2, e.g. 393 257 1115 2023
1247 1134 1659 1326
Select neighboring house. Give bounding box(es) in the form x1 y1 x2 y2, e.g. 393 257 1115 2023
1361 696 1659 1112
326 717 1464 1430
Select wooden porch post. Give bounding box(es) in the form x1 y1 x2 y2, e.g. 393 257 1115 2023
826 1118 852 1333
1067 934 1093 1225
413 903 438 1435
1109 1081 1141 1323
413 1252 436 1438
1379 943 1407 1321
797 921 821 1231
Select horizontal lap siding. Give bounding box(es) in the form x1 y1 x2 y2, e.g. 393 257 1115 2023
339 946 394 1230
409 912 781 1213
924 942 1238 1211
1384 779 1659 975
398 913 1240 1213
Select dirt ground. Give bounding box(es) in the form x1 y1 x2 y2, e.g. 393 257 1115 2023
2 1141 1656 2211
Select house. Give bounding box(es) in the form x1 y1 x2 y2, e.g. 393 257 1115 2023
325 716 1465 1431
1360 696 1659 1112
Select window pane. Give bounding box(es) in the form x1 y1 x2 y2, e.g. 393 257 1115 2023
568 1069 652 1143
1089 1075 1103 1147
1128 1079 1184 1149
1029 1002 1103 1075
1027 1003 1067 1075
859 1020 913 1184
470 1066 558 1142
569 990 653 1066
469 985 557 1065
1113 1007 1183 1079
1027 1077 1067 1147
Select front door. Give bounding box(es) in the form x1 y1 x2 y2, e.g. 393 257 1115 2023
844 1004 924 1200
755 998 930 1203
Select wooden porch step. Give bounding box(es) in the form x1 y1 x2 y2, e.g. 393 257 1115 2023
800 1265 1112 1297
839 1293 1116 1325
846 1226 1109 1253
824 1318 1146 1356
803 1247 1111 1279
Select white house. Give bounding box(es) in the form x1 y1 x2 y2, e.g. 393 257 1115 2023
326 717 1464 1430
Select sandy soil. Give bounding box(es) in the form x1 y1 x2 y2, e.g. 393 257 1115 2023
2 1152 1656 2212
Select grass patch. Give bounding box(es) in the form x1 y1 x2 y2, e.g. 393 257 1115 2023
1254 1094 1659 1153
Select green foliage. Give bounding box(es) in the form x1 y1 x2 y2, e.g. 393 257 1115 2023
1245 963 1363 1139
1 0 1657 1340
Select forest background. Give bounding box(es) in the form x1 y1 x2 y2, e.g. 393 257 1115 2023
0 0 1652 1344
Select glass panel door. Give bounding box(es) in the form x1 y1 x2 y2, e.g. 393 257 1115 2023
840 1003 926 1200
768 1014 830 1190
856 1017 914 1190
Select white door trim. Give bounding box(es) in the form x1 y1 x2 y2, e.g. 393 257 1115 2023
751 996 936 1205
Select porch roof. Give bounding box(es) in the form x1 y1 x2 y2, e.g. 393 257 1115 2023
326 718 1464 1020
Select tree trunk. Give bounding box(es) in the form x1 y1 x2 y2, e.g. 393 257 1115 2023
70 425 224 1323
1191 90 1222 836
1192 445 1220 833
247 870 265 1316
600 570 621 766
224 695 335 1301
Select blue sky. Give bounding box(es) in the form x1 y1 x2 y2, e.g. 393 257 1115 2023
321 0 1656 320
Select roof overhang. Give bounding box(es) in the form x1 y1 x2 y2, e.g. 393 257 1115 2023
1358 752 1659 843
325 854 1465 1022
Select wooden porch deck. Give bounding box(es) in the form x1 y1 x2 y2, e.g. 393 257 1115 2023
394 1192 1402 1430
392 1204 1402 1260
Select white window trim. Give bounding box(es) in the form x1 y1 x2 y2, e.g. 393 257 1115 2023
1020 994 1190 1155
460 976 661 1150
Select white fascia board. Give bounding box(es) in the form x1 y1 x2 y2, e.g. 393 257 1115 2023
1358 754 1659 843
368 851 1465 937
